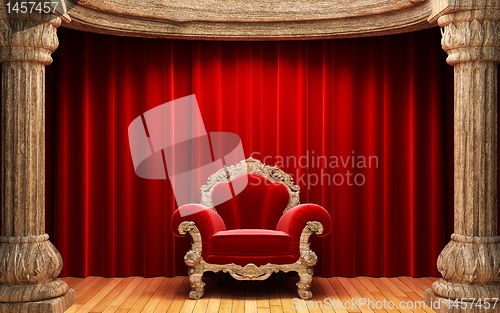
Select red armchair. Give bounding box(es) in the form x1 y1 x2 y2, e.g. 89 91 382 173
171 158 331 300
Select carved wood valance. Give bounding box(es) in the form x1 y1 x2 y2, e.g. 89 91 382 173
62 0 435 39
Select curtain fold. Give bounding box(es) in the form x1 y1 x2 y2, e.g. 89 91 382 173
44 27 453 278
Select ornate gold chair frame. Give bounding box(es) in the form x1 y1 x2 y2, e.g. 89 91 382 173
177 158 325 300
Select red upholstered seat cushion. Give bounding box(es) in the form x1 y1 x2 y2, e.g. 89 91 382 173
210 229 292 256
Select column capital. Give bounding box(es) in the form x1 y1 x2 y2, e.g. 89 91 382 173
439 9 499 64
0 2 63 65
429 0 499 65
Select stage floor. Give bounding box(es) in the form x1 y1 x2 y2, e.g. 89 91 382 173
61 275 438 313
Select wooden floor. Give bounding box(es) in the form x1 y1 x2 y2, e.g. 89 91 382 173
61 275 439 313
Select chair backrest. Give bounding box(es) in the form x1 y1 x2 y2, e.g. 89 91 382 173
201 158 300 230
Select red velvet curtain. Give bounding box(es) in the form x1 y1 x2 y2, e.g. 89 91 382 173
45 27 454 278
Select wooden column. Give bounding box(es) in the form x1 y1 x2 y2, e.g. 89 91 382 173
425 2 499 313
0 4 75 313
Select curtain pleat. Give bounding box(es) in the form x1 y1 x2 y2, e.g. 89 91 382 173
44 27 454 277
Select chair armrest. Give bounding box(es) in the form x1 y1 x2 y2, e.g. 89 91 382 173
276 204 331 242
171 204 226 240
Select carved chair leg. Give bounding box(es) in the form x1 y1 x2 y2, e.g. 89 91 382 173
188 267 205 299
297 267 314 300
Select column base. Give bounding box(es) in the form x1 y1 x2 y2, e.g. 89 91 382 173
0 288 75 313
425 288 500 313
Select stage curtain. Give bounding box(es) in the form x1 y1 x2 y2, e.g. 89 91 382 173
44 27 454 278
